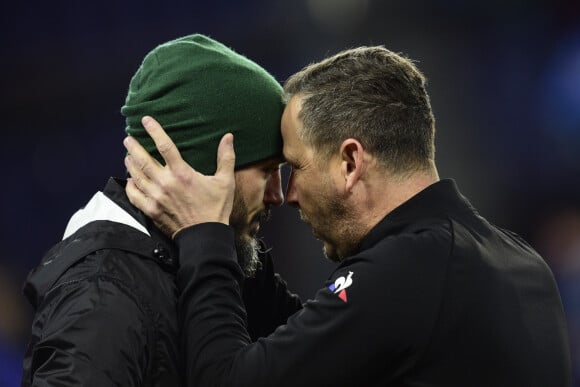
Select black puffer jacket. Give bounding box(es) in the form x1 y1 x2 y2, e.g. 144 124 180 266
21 178 182 386
21 178 303 386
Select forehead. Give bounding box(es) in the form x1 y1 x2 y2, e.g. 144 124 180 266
281 95 304 161
234 157 282 181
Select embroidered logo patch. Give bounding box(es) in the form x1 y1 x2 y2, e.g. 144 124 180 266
328 271 354 302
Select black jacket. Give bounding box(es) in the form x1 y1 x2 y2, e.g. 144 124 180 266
21 178 303 386
174 179 572 386
22 178 182 386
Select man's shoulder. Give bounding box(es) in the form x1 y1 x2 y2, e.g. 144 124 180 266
367 217 453 260
25 220 176 312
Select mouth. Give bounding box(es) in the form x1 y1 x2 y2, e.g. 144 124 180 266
248 208 271 236
254 208 271 225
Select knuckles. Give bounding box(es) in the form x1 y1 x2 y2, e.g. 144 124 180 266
173 165 194 184
157 141 174 156
157 176 175 193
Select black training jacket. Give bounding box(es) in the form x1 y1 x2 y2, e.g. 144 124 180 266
174 179 572 387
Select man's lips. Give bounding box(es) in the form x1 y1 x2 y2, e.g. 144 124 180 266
254 208 271 224
247 208 271 236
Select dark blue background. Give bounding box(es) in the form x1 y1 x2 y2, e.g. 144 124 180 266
1 1 579 385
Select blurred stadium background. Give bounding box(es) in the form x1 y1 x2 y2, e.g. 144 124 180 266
1 0 579 385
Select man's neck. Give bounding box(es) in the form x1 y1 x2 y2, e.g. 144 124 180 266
358 166 440 236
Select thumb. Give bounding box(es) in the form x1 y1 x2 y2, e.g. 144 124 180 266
215 133 235 177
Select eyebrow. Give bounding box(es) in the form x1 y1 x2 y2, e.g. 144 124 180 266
264 159 284 170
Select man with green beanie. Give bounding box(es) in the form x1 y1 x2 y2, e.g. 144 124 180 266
21 34 302 386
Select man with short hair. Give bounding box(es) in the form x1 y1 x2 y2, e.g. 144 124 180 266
21 34 301 386
124 46 572 386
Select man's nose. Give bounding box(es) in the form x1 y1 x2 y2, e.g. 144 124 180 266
263 169 284 207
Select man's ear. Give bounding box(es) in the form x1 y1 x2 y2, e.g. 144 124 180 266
339 138 366 193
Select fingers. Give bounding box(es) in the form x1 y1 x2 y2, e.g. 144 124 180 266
126 178 174 237
124 152 154 195
215 133 236 178
125 177 150 214
141 116 184 168
123 132 162 177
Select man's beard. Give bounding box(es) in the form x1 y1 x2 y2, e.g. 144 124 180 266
230 190 271 278
300 179 361 263
234 236 259 278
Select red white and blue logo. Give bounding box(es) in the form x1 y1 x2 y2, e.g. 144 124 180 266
328 271 354 302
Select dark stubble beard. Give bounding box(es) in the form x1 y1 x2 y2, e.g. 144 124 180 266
305 176 362 263
230 189 271 278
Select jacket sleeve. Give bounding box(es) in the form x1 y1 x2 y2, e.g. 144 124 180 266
242 245 303 341
25 276 151 387
176 223 450 387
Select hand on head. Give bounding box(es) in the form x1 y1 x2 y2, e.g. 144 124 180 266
123 116 236 239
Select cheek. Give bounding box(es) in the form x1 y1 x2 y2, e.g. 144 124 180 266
238 175 268 205
258 176 275 203
297 176 321 205
249 184 265 206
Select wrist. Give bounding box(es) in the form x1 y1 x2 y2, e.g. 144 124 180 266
173 222 234 243
172 220 230 240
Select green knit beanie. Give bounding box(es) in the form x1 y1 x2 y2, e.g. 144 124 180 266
121 34 284 175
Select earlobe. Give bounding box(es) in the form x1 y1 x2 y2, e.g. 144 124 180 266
340 139 365 193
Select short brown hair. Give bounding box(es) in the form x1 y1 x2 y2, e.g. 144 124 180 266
284 46 436 175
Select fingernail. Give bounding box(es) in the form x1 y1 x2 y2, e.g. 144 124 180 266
142 116 151 125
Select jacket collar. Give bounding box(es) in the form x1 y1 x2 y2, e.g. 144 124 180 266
103 178 150 229
24 178 178 309
103 178 176 254
359 179 476 252
63 188 149 239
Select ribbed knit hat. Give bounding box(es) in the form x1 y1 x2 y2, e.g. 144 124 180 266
121 34 284 174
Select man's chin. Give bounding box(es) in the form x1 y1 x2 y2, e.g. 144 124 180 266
248 221 260 237
322 241 341 263
299 210 309 224
234 234 260 278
